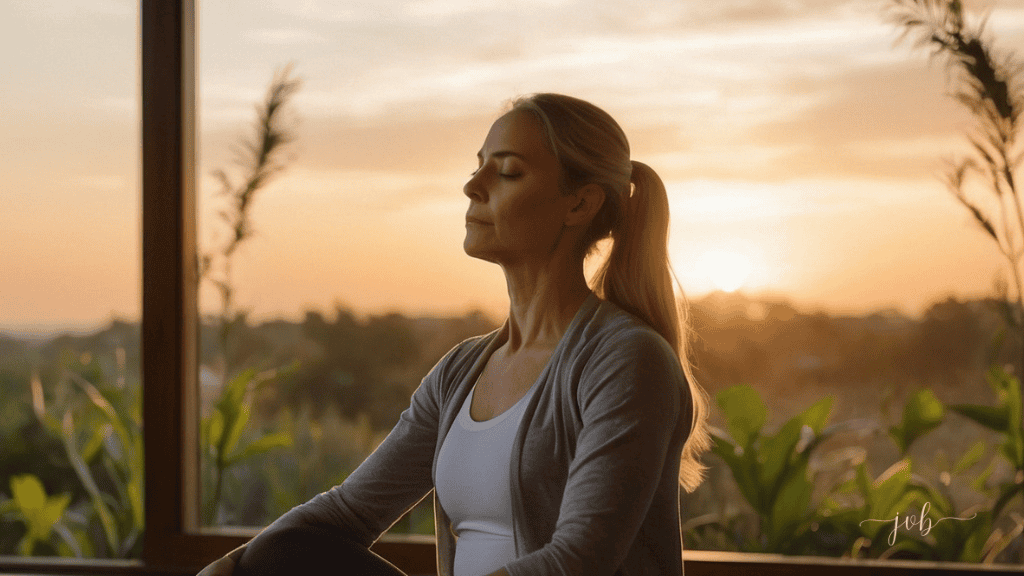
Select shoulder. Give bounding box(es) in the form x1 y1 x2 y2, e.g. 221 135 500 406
577 299 680 368
568 299 685 406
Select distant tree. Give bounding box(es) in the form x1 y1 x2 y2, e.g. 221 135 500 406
292 307 419 429
887 0 1023 371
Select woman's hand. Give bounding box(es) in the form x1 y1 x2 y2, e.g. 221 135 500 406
196 554 236 576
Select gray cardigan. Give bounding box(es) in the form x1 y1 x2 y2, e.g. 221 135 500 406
269 293 692 576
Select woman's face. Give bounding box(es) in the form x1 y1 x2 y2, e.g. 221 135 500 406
463 110 575 265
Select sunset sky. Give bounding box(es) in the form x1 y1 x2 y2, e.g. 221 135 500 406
4 0 1024 335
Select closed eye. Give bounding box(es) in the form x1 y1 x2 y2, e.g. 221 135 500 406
469 169 522 179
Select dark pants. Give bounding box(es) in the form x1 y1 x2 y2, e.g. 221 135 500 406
235 524 409 576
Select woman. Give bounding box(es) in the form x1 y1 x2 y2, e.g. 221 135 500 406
199 93 711 576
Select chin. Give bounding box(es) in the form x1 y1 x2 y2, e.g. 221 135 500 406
463 240 499 264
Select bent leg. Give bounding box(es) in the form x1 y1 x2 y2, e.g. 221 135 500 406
235 524 408 576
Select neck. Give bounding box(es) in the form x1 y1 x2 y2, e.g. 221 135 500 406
499 256 592 353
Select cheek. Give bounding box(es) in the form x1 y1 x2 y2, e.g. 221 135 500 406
502 184 561 224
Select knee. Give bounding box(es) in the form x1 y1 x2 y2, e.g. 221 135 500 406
235 524 406 576
235 525 341 576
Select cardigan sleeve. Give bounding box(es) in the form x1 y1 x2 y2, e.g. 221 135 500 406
247 342 460 549
504 327 686 576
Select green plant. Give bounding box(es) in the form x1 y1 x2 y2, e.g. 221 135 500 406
196 66 302 525
29 355 143 557
201 363 297 525
0 474 74 556
814 382 1022 562
945 364 1024 559
950 366 1023 514
883 7 1024 556
889 389 944 456
709 385 843 553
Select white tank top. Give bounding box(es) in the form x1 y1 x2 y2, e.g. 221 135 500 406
435 379 538 576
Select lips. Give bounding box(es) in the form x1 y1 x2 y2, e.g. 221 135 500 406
466 216 492 225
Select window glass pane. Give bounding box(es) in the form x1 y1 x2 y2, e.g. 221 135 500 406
0 0 141 559
196 0 1023 564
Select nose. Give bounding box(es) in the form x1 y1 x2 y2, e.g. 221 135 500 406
463 170 486 202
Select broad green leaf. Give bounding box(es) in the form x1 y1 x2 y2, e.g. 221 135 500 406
872 459 911 521
768 467 812 544
890 389 944 454
11 474 46 514
221 403 252 459
716 385 766 449
854 461 873 503
758 418 802 502
798 394 834 435
224 431 292 467
710 433 762 511
760 394 831 494
219 367 257 414
954 441 986 473
207 410 225 454
959 510 993 562
904 482 951 517
880 536 933 560
949 403 1009 432
10 475 70 553
29 494 70 541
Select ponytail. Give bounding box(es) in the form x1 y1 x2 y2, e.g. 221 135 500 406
510 93 711 493
591 160 712 493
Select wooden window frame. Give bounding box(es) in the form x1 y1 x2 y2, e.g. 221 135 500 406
0 1 1018 574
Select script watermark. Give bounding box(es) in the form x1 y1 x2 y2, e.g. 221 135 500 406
859 501 978 545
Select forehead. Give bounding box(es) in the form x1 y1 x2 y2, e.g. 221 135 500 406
480 110 555 163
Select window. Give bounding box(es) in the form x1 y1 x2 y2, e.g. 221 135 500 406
2 0 1021 574
0 0 142 564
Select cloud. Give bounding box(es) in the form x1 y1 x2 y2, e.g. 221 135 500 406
745 59 974 180
243 28 328 46
7 0 132 20
668 177 939 224
287 112 496 176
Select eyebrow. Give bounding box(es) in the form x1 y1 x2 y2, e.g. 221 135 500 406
476 150 528 162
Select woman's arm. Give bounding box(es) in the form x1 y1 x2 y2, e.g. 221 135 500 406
195 342 465 575
195 544 245 576
250 339 463 545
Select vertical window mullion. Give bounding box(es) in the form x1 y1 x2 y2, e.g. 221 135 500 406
141 0 199 564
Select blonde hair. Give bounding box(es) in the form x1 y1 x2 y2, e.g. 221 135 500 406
509 93 711 492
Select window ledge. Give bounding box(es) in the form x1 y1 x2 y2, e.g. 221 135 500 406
682 550 1024 575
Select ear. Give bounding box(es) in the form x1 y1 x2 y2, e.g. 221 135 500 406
563 183 605 227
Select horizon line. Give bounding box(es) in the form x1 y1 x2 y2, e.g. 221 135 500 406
1 288 999 341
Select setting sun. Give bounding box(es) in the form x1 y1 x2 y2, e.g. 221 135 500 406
699 250 753 293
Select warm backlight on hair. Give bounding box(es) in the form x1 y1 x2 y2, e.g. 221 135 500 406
698 249 753 293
